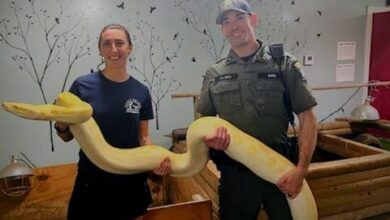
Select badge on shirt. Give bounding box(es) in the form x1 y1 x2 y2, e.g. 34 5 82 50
257 72 281 79
125 98 141 114
215 73 238 82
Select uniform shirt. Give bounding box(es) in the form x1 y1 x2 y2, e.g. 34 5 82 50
197 41 317 149
69 71 154 175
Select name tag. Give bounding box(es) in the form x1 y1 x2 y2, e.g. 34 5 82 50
257 72 281 79
215 73 238 82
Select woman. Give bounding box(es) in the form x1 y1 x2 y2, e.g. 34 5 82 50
55 24 170 220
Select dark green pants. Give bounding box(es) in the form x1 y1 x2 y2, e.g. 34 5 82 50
218 163 292 220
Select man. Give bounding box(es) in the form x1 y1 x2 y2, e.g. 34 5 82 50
196 0 317 219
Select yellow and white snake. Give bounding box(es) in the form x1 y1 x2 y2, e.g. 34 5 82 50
2 92 317 219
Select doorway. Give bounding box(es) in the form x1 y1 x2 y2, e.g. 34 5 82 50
364 7 390 120
363 7 390 138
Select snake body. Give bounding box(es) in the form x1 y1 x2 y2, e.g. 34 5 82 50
2 92 318 219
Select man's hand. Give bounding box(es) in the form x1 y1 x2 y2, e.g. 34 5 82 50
204 127 230 151
277 107 316 198
153 157 171 176
276 167 305 199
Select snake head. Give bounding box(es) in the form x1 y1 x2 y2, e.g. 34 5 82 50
2 92 93 124
3 102 49 120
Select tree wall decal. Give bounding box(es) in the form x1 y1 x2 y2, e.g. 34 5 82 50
129 10 183 130
256 0 311 53
0 0 95 151
174 0 318 60
174 0 228 61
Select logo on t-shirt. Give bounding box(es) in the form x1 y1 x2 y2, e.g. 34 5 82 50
125 98 141 114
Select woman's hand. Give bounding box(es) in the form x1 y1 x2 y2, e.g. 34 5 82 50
54 122 69 133
54 122 74 142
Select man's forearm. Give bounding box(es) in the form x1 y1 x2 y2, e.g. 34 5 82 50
297 108 317 174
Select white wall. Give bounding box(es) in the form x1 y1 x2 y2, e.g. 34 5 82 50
0 0 386 168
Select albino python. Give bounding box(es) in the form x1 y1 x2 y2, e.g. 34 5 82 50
2 92 318 219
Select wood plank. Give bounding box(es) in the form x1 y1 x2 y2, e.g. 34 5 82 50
166 174 220 220
194 162 221 219
336 117 390 131
172 82 390 98
193 173 218 204
317 128 353 136
307 153 390 179
170 142 221 219
317 121 351 131
0 163 76 220
317 134 386 158
144 200 212 220
311 81 390 91
308 166 390 190
148 175 170 206
316 186 390 217
320 203 390 220
167 176 210 203
198 161 220 192
287 121 351 135
193 173 219 217
313 175 390 199
0 163 212 220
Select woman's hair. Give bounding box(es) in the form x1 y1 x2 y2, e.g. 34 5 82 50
98 24 132 47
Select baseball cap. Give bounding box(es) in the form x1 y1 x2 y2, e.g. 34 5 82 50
216 0 252 24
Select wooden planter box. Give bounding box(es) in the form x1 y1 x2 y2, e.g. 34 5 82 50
167 131 390 220
308 133 390 219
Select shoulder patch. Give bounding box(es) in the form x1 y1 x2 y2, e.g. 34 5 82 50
294 61 302 70
292 60 306 77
